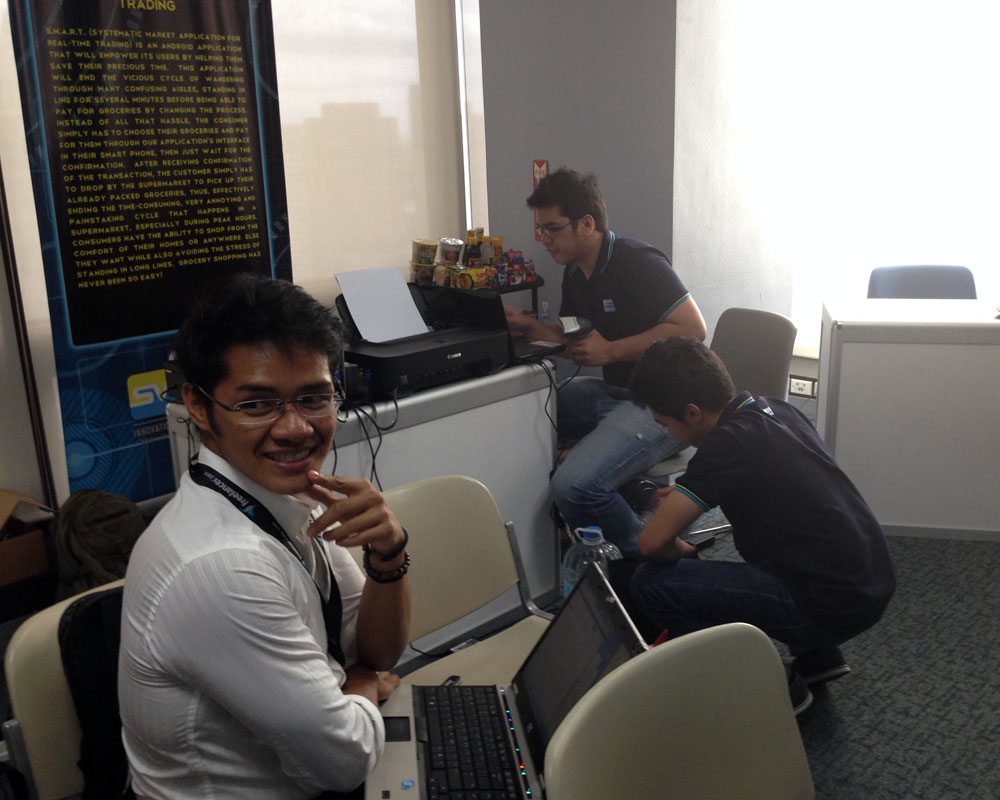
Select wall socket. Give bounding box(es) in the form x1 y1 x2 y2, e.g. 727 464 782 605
789 376 818 398
540 300 549 317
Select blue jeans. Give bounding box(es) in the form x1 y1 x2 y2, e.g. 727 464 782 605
552 377 683 557
630 558 842 650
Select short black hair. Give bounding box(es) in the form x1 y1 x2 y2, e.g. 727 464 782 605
629 337 735 420
526 167 608 232
172 272 342 395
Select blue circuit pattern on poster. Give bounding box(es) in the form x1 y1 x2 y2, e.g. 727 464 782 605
9 0 290 502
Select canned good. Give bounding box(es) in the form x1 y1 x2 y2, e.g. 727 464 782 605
439 237 463 264
433 263 452 286
411 261 435 285
411 239 438 266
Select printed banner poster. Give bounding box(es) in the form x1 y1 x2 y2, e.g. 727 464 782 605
9 0 291 502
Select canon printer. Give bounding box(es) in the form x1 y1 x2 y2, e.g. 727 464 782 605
335 283 510 400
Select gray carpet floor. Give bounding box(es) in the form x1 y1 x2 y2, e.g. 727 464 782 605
702 530 1000 799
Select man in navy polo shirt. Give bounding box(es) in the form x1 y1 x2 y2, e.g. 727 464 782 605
627 336 896 711
505 167 707 556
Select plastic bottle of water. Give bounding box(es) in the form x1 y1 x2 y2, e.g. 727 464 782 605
561 526 623 597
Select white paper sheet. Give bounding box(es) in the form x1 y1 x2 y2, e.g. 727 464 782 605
336 267 429 343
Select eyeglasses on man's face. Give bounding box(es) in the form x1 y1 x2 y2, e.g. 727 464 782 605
533 220 575 241
196 385 342 426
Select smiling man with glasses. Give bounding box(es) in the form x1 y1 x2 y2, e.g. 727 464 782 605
119 273 410 799
504 167 708 558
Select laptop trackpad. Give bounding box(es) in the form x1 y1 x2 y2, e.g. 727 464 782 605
384 716 411 742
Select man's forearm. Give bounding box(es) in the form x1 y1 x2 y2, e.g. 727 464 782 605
342 663 380 705
637 489 703 561
604 323 683 362
356 572 410 670
607 306 707 363
519 316 566 343
640 535 698 563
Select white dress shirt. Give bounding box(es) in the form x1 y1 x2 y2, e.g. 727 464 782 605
118 449 384 799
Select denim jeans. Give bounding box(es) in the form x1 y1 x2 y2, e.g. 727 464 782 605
630 557 842 650
552 377 683 557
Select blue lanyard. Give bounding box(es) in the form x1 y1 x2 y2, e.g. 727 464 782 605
189 462 345 667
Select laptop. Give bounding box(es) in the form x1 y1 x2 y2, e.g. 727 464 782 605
365 563 648 799
415 284 566 365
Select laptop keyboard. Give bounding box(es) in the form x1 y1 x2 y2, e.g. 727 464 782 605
415 685 525 799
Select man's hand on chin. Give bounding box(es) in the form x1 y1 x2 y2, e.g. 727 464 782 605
304 471 405 556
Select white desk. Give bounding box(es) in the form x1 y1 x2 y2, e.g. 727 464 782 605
817 299 1000 539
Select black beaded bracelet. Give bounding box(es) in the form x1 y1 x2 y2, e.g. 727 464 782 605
363 550 411 583
364 527 409 563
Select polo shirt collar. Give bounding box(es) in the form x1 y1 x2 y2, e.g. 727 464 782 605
194 448 316 537
720 391 775 423
720 391 756 423
568 229 616 278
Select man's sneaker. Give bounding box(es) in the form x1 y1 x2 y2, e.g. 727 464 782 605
791 646 852 685
786 666 813 716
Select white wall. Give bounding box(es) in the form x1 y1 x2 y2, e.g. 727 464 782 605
674 0 1000 355
0 0 52 501
0 240 47 501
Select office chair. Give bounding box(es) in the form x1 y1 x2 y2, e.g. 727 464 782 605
380 475 553 685
867 265 977 299
544 622 815 800
2 579 126 800
641 307 798 486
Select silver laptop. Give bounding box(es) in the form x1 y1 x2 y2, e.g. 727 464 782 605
365 563 648 799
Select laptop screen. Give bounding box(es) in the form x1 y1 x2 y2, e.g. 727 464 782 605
511 564 647 774
414 284 504 330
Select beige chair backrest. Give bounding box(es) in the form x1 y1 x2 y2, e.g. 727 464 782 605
544 622 815 800
381 474 524 642
711 307 797 400
2 578 125 800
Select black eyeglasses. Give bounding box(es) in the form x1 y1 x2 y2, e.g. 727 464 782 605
196 385 342 426
534 220 575 240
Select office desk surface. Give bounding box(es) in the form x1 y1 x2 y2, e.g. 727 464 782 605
821 298 999 327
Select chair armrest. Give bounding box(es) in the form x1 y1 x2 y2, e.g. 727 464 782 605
505 522 555 621
1 719 37 798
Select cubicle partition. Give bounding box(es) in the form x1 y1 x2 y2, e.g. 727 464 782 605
817 299 1000 540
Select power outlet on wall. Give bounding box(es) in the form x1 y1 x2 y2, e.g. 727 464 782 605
540 301 549 317
789 376 818 398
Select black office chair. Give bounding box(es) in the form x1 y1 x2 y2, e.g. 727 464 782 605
2 581 131 800
867 265 977 299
